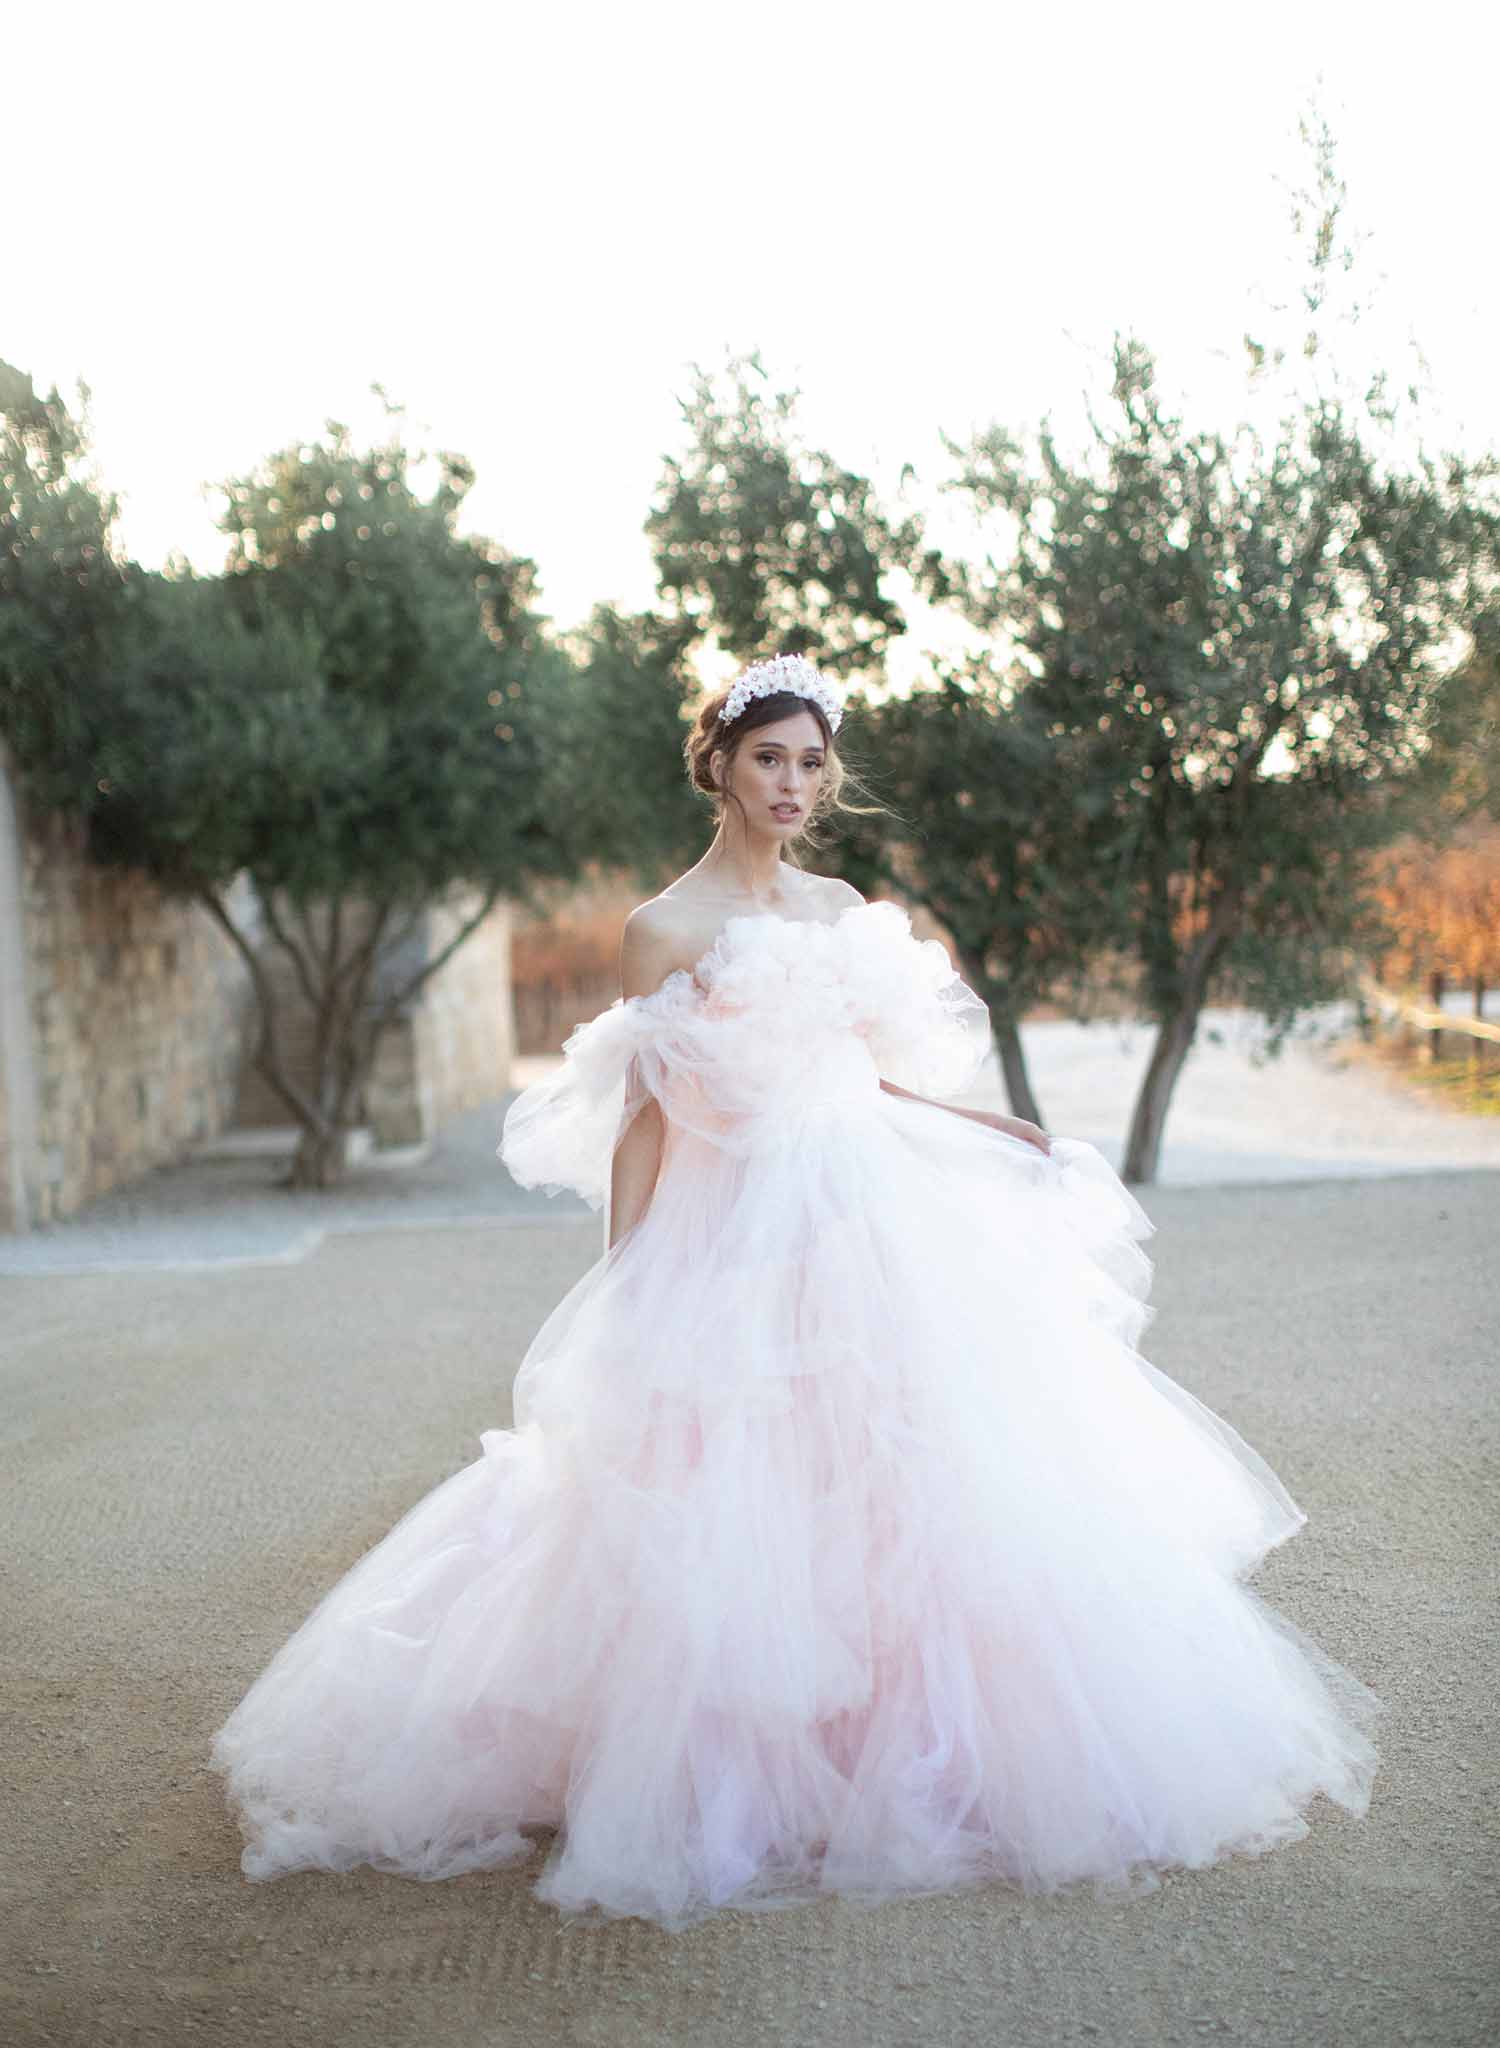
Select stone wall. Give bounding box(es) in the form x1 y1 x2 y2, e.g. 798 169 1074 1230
361 895 515 1147
0 751 258 1231
0 739 520 1230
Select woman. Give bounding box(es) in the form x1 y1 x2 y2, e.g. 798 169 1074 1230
210 653 1383 1931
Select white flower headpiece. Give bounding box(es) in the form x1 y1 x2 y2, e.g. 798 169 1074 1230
718 653 845 733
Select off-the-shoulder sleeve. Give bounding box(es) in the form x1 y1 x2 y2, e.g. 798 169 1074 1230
843 900 994 1099
498 990 671 1211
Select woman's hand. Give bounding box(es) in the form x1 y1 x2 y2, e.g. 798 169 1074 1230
880 1078 1053 1156
964 1107 1052 1156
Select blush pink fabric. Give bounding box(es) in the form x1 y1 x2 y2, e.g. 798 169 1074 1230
210 900 1382 1929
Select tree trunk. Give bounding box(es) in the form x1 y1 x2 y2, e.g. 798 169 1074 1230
995 1015 1044 1129
1121 882 1242 1185
204 879 503 1193
956 945 1044 1127
288 1122 355 1189
1121 1000 1199 1184
1427 970 1446 1062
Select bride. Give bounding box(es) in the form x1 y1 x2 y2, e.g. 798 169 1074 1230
210 652 1383 1930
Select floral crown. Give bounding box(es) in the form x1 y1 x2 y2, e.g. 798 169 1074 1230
717 653 845 733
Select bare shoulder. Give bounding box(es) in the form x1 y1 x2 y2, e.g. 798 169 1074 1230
816 876 866 916
621 876 865 999
619 898 706 1001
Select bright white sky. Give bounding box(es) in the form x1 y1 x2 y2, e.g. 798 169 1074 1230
8 0 1496 674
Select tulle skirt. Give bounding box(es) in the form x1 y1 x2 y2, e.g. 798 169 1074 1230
209 1094 1383 1929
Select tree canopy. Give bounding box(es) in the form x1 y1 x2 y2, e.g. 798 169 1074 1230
635 124 1500 1179
938 334 1497 1174
0 361 128 809
6 117 1496 1191
646 352 931 676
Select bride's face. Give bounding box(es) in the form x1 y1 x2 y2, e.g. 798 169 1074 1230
721 709 827 835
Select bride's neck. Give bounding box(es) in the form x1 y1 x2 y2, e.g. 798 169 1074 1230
697 824 798 903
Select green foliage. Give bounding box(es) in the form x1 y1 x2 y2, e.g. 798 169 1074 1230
545 604 703 885
0 382 609 1182
5 99 1493 1190
0 363 127 806
85 570 327 890
646 352 928 676
844 669 1126 1026
940 335 1499 1046
632 115 1500 1172
80 407 581 905
1422 619 1500 830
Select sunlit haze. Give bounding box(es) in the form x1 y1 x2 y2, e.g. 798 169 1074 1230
9 0 1496 682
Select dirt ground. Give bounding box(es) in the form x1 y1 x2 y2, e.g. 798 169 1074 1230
3 1171 1498 2047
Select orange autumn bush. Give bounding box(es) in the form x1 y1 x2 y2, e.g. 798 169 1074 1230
1370 822 1500 1009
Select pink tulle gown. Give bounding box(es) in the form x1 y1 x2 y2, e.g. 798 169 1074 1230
209 899 1383 1929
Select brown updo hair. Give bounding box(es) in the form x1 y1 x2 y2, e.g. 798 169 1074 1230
684 685 887 861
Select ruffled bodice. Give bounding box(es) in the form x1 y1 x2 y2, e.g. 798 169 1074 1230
499 899 994 1211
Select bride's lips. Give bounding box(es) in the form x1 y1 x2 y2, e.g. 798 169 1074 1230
771 805 801 819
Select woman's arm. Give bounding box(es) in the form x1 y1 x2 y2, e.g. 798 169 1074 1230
608 1092 666 1248
605 906 686 1249
878 1077 1051 1156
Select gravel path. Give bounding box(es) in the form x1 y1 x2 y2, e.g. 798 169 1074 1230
3 1160 1497 2047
